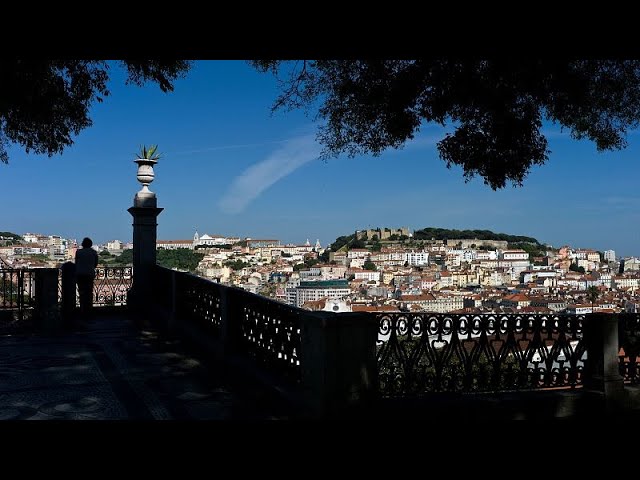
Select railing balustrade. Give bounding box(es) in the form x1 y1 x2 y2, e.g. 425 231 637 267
4 262 638 415
619 313 640 385
91 266 132 307
231 287 302 383
376 313 587 397
174 271 223 337
0 268 35 321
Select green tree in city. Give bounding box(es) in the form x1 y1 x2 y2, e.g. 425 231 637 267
224 259 250 271
586 286 600 313
569 263 586 274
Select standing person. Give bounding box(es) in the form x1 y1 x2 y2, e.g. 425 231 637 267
75 237 99 320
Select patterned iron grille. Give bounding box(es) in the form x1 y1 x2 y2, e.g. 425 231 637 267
88 267 133 307
233 288 301 383
619 313 640 385
0 269 35 311
175 273 222 337
376 313 586 397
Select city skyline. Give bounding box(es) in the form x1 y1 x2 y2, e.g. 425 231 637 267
2 60 640 256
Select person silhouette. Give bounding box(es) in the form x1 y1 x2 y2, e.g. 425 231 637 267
75 237 99 321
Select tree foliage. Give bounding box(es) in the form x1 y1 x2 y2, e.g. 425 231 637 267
507 242 548 258
413 227 540 244
586 285 600 309
569 263 586 274
224 259 250 271
0 232 23 244
113 249 133 265
251 60 640 189
113 247 203 272
158 248 204 272
328 234 355 252
0 60 191 164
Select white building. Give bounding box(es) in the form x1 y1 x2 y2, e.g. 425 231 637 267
501 250 529 261
292 279 351 308
404 251 429 266
157 240 194 250
354 270 381 282
604 250 616 262
22 233 41 244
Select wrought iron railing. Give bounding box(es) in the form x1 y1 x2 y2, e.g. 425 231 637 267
0 268 35 320
87 266 132 307
619 313 640 385
376 313 586 397
231 287 302 383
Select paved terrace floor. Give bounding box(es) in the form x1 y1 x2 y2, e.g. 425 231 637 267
0 311 295 420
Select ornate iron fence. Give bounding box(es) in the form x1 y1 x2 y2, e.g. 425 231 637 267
619 313 640 385
231 288 302 383
376 313 586 397
0 268 35 320
89 266 132 307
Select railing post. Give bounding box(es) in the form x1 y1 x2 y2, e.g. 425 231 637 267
127 206 163 316
220 286 244 357
218 286 231 357
300 311 379 416
33 268 62 333
584 314 626 412
60 262 76 328
167 268 177 332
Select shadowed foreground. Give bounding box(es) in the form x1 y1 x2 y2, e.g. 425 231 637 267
0 312 294 420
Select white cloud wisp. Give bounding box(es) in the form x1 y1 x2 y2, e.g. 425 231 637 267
218 134 320 214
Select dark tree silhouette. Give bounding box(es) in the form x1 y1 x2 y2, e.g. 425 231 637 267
586 285 600 312
251 60 640 189
0 60 191 164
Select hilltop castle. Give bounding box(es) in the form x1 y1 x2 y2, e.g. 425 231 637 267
355 227 410 241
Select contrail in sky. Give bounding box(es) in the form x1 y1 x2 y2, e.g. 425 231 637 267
218 134 320 214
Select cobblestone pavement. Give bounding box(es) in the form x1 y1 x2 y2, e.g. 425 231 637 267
0 313 294 420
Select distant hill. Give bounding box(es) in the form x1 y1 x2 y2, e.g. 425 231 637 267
412 227 541 245
324 227 545 255
0 231 23 245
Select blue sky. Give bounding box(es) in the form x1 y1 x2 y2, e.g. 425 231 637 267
2 60 640 256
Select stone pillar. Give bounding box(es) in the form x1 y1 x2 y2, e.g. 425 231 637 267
300 311 379 416
127 155 163 313
33 268 62 332
127 205 163 310
584 314 626 413
60 261 77 328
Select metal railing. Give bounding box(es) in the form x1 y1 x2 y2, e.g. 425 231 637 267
0 268 35 320
57 264 133 309
376 313 587 397
150 267 639 414
619 313 640 385
90 266 132 307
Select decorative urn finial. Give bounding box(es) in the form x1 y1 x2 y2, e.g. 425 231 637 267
134 144 161 207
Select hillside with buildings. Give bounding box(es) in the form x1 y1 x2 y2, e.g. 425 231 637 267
1 227 638 317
